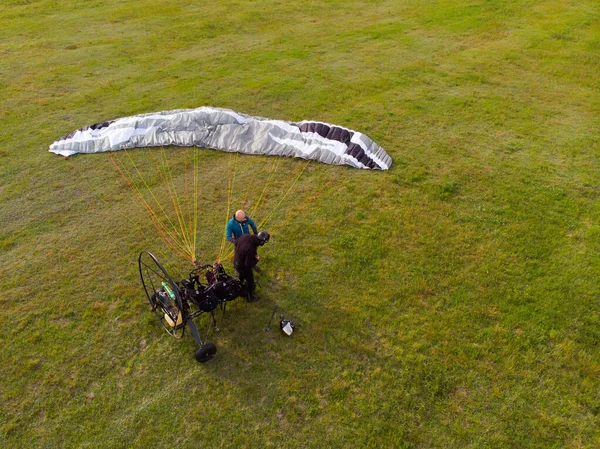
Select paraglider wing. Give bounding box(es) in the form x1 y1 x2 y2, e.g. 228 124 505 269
49 107 392 170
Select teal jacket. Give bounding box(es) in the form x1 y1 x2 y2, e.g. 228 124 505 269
226 215 257 242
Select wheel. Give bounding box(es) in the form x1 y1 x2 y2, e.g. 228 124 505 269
195 343 217 363
139 251 185 339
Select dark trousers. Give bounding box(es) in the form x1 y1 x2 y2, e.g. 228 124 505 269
236 264 255 295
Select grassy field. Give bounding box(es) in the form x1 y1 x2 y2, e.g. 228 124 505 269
1 0 599 447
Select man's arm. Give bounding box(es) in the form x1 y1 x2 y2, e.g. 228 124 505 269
226 221 235 243
247 217 258 234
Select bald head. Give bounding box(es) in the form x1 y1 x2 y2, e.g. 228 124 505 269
235 210 246 222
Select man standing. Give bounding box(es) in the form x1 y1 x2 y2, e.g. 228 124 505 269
226 210 258 243
234 231 270 302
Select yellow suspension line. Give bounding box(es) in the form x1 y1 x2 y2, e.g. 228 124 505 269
221 159 312 263
120 149 187 250
183 153 193 249
116 152 190 259
148 149 194 261
217 152 239 262
82 175 170 260
117 165 190 261
249 158 279 219
158 147 195 259
185 148 198 261
192 146 199 261
115 151 193 260
239 159 256 211
147 149 190 255
171 147 196 257
110 154 192 262
258 159 311 229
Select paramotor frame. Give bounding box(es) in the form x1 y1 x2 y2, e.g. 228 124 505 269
138 250 247 362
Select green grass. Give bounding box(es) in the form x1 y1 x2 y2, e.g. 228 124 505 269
1 0 599 447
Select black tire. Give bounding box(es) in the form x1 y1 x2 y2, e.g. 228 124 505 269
139 251 185 339
195 343 217 363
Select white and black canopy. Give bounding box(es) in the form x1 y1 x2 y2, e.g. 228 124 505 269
49 107 392 170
